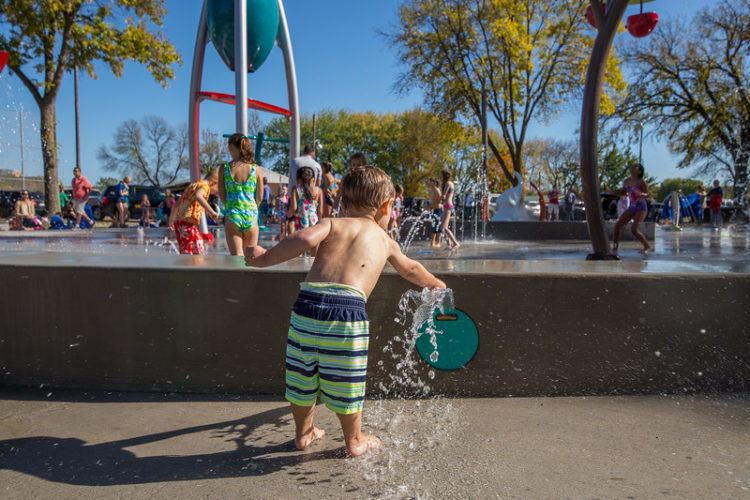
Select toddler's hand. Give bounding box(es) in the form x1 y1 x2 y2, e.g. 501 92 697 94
431 278 447 290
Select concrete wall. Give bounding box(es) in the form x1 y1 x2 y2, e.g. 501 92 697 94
0 257 747 396
404 220 656 241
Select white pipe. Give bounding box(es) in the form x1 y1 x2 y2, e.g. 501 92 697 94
276 0 300 162
235 0 249 136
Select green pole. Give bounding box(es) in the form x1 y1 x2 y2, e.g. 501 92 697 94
255 131 265 164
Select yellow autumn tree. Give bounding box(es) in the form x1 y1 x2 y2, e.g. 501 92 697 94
388 0 626 185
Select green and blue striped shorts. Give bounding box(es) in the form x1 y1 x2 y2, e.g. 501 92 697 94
285 284 369 415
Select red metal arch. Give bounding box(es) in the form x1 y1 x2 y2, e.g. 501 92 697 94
196 91 291 117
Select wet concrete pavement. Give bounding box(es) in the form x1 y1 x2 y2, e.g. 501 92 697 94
1 389 748 499
0 225 748 273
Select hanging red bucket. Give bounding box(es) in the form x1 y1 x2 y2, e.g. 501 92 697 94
626 12 658 37
0 51 8 75
585 3 605 28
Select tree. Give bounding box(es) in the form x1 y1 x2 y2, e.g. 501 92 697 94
0 1 181 215
262 108 484 197
98 116 187 187
388 0 626 185
654 178 704 203
95 176 118 190
524 138 579 191
199 129 226 174
262 109 402 177
617 0 750 209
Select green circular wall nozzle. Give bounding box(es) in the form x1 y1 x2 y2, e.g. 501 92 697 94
207 0 279 73
416 309 479 370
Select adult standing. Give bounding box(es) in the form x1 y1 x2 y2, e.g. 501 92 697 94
708 180 723 230
219 133 263 256
115 176 131 228
464 188 475 221
287 144 321 235
695 185 707 224
71 167 94 229
563 189 576 221
260 176 272 225
547 185 560 221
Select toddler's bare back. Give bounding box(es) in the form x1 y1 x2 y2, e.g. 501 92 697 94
305 217 397 297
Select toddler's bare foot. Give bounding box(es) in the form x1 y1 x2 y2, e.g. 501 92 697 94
639 246 652 255
294 426 326 450
346 434 381 457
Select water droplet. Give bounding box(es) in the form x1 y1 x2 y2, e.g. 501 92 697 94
428 370 435 379
429 351 439 363
654 351 661 357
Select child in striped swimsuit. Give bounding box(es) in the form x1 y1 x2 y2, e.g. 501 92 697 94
245 165 446 457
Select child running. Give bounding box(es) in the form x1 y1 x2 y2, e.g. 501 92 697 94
169 169 220 255
244 165 446 457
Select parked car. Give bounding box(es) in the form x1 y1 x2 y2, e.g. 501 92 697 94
87 189 103 220
100 184 165 221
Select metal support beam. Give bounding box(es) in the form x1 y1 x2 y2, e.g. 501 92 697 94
277 0 300 163
234 0 249 136
188 0 209 183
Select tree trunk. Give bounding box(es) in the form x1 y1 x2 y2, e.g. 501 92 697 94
40 100 61 216
580 0 630 260
732 148 748 216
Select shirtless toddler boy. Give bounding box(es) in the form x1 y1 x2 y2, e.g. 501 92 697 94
245 165 446 457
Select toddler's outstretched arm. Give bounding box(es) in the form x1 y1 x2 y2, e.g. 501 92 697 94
245 219 332 267
387 240 446 289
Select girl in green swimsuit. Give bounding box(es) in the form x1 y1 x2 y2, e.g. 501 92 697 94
219 133 264 256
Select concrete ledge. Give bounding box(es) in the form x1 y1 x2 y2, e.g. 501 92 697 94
403 220 656 241
0 256 747 396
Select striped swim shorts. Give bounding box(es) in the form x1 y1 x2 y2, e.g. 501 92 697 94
285 283 369 415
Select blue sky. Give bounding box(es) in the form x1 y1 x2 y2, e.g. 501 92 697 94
0 0 714 187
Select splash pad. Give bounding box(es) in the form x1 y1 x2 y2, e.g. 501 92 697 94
0 225 748 396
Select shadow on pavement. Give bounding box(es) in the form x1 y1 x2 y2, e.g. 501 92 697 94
0 406 347 486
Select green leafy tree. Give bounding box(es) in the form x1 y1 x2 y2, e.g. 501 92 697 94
388 0 626 186
597 141 655 193
262 108 482 197
0 0 181 214
617 0 750 208
654 178 705 203
95 176 118 190
262 109 402 176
